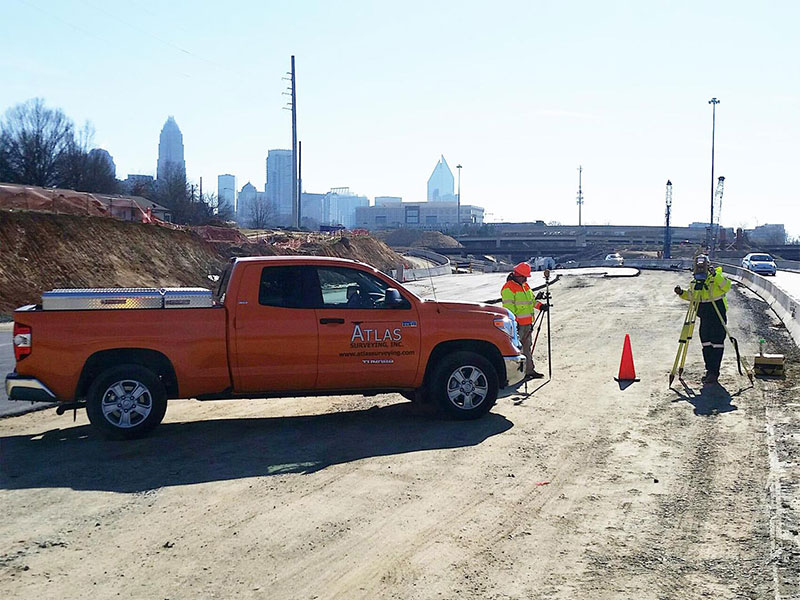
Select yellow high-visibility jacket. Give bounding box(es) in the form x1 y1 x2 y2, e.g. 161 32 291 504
678 266 731 309
501 279 544 325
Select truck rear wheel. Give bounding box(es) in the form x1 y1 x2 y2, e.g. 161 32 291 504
430 351 498 419
86 365 167 439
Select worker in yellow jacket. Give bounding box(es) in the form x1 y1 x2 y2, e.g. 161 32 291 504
674 264 732 385
502 262 548 379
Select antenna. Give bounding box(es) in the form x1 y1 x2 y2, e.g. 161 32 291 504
427 260 439 311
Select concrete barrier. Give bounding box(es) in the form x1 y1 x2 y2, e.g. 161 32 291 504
399 249 451 281
721 264 800 347
404 248 450 266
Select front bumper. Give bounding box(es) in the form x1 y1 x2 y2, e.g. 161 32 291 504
503 355 526 387
5 373 58 403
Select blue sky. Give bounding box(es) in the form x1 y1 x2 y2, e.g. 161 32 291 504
3 0 798 236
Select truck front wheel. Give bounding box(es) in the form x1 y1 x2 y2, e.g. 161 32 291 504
86 365 168 439
430 351 498 419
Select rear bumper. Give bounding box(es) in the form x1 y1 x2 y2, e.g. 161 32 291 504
5 374 58 403
503 355 526 387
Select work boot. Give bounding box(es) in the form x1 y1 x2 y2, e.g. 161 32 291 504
701 372 719 385
527 370 545 380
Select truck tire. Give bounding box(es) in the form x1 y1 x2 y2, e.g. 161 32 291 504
430 351 498 420
86 364 168 439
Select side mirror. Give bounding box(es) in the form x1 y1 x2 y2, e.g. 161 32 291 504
385 288 405 308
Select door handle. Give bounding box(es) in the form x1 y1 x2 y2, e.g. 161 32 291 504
319 318 345 324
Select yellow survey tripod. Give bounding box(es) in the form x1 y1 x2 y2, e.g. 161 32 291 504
668 255 753 386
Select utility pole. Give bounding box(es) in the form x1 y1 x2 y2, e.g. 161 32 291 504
664 180 673 259
282 56 300 228
290 56 298 228
576 165 584 226
298 140 302 227
199 176 203 201
456 163 462 231
707 97 720 251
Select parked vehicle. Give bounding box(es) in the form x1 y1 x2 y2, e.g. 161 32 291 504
741 253 777 276
604 253 624 266
6 256 526 438
529 256 556 271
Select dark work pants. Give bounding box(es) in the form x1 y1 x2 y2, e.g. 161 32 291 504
698 300 727 377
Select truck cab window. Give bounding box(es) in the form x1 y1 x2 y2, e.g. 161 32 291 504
259 266 307 308
316 267 406 309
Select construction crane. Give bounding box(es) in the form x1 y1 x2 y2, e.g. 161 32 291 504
710 176 725 257
663 180 673 258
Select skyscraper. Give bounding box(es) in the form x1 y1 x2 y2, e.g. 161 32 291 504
427 155 455 202
265 149 293 226
157 116 185 181
218 174 237 214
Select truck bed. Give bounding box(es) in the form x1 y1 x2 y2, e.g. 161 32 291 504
13 306 230 401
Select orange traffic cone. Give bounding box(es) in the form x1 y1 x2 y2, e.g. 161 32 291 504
614 334 640 383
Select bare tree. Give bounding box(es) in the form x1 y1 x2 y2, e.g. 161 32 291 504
0 98 74 186
203 192 234 222
56 122 93 190
249 195 273 229
81 149 118 194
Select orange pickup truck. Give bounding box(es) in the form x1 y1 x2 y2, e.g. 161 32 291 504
6 256 525 438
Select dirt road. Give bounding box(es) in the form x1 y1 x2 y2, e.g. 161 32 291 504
1 271 798 599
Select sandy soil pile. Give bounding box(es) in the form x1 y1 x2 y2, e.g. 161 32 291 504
0 212 407 315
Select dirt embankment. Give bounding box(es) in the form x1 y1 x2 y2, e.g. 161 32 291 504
374 228 462 249
0 211 408 315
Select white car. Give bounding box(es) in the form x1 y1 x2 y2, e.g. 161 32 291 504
604 253 624 266
741 253 777 276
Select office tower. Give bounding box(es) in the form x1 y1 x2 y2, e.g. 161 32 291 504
265 149 293 226
157 116 185 181
427 155 455 202
218 174 237 213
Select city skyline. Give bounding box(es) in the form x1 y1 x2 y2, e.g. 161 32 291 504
3 2 798 236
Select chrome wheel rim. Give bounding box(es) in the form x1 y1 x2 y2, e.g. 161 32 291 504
101 379 153 428
446 365 489 410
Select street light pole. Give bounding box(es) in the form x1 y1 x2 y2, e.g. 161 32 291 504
708 97 720 252
456 164 462 231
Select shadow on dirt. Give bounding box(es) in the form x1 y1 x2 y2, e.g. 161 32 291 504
671 381 752 416
0 402 513 493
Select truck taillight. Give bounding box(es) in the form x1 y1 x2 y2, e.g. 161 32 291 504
13 323 31 362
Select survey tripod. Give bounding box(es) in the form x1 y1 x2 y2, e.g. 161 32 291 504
529 270 553 376
668 256 753 386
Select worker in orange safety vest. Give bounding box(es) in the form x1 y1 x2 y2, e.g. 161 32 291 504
502 262 548 379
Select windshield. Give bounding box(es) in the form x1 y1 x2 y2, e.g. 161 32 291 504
751 254 773 262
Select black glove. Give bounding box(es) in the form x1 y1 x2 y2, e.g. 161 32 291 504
674 286 683 295
539 304 549 312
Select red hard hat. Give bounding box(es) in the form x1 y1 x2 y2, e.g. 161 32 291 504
513 262 531 278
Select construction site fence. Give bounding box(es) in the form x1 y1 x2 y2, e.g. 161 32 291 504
721 264 800 348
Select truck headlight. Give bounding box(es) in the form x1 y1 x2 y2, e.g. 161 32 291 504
494 310 520 349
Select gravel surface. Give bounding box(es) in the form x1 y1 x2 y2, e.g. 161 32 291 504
1 271 798 599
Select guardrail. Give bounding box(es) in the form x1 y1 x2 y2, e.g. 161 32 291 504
721 264 800 347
